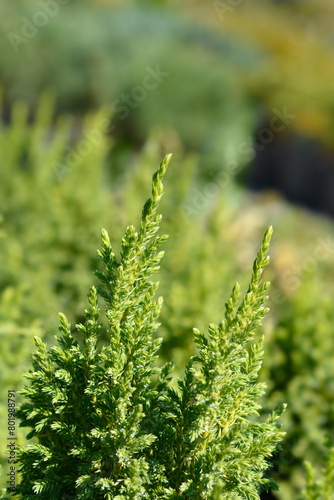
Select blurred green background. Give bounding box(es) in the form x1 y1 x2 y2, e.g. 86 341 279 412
1 0 334 498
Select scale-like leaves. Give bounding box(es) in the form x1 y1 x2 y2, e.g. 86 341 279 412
14 155 285 499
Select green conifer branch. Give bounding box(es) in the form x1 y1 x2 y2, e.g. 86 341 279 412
14 154 285 499
15 155 172 499
148 228 286 499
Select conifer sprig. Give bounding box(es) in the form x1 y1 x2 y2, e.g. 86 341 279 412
14 155 285 499
151 227 286 499
15 154 172 499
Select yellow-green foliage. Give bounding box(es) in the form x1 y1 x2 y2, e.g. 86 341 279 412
0 291 42 496
261 279 334 499
0 94 112 492
13 156 286 499
300 438 334 500
0 96 251 495
0 93 112 331
1 94 334 498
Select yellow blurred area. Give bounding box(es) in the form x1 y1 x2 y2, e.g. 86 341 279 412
170 0 334 146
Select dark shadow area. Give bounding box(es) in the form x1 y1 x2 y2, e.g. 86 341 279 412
246 125 334 219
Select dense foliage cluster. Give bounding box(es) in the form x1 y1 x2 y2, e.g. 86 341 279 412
1 0 334 498
1 95 334 498
300 438 334 500
12 156 287 499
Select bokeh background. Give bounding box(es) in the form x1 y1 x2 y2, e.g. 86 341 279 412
1 0 334 498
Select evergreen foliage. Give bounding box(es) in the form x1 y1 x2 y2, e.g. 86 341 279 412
300 438 334 500
14 155 285 499
262 279 334 498
0 96 240 490
0 92 112 332
1 95 334 498
0 297 41 499
0 93 114 492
